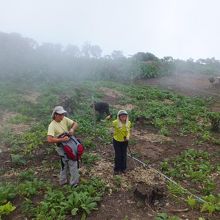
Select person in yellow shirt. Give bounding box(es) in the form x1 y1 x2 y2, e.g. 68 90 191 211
112 110 131 174
47 106 79 187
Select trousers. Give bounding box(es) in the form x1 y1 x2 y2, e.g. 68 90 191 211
113 138 128 172
60 157 79 186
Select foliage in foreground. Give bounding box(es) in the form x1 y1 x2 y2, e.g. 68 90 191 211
0 177 106 219
27 178 106 220
1 80 220 218
161 149 220 214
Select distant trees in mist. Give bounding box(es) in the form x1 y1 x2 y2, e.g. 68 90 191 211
0 31 220 83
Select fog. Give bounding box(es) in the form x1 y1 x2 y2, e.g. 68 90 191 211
1 0 220 60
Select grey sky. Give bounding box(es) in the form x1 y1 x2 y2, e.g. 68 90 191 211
0 0 220 59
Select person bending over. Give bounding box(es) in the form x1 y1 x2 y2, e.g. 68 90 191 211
91 101 112 121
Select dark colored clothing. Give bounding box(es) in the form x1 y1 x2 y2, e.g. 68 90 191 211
94 102 110 115
113 138 128 172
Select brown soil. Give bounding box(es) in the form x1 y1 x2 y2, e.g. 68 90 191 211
141 72 220 98
22 91 40 104
99 87 123 98
87 190 155 220
0 111 30 154
0 111 30 134
113 103 136 111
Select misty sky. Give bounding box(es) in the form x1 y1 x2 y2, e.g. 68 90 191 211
0 0 220 60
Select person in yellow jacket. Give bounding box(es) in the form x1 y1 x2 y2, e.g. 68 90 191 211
112 110 131 174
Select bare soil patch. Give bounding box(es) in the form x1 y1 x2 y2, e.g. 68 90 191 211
211 102 220 112
99 87 123 98
0 111 17 128
22 91 40 104
0 111 30 134
85 158 165 190
132 129 173 143
113 103 136 111
99 87 123 104
142 72 220 98
87 190 155 220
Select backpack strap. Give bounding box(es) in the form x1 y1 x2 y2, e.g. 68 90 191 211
69 136 80 168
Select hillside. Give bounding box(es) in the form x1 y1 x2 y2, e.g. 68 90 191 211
1 75 220 220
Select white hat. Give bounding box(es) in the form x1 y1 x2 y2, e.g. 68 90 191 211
51 106 67 118
117 110 128 116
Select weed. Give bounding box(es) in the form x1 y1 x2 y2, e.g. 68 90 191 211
18 169 35 181
113 175 122 188
167 182 186 196
0 184 17 205
83 137 96 149
82 153 100 166
11 154 27 165
8 114 31 124
201 194 220 214
18 178 46 197
186 196 197 209
155 212 180 220
21 198 36 218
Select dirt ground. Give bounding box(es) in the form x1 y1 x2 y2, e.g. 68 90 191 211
140 72 220 99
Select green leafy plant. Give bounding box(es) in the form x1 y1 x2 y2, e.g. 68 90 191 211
21 198 36 218
0 202 16 219
155 212 180 220
11 154 27 165
0 184 17 205
18 169 35 181
8 114 30 124
208 112 220 132
161 149 215 193
82 153 100 166
113 175 122 188
167 182 186 196
200 194 220 214
186 196 197 209
34 178 106 219
18 178 46 197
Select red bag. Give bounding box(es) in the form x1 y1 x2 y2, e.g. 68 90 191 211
61 135 84 160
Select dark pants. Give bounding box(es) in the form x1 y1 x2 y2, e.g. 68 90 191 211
113 138 128 172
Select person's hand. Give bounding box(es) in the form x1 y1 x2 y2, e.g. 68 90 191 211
105 115 111 120
124 136 129 142
68 128 75 136
62 136 70 142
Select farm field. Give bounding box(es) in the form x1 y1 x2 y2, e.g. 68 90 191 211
0 74 220 220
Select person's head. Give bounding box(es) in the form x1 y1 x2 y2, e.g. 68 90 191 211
117 110 128 123
51 106 67 122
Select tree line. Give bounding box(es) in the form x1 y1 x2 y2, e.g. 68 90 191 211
0 31 220 83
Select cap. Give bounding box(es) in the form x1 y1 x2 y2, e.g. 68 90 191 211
51 106 67 118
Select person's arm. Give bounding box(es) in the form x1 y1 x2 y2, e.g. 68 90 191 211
109 127 114 135
126 121 131 141
47 135 70 143
69 121 78 136
111 120 116 136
